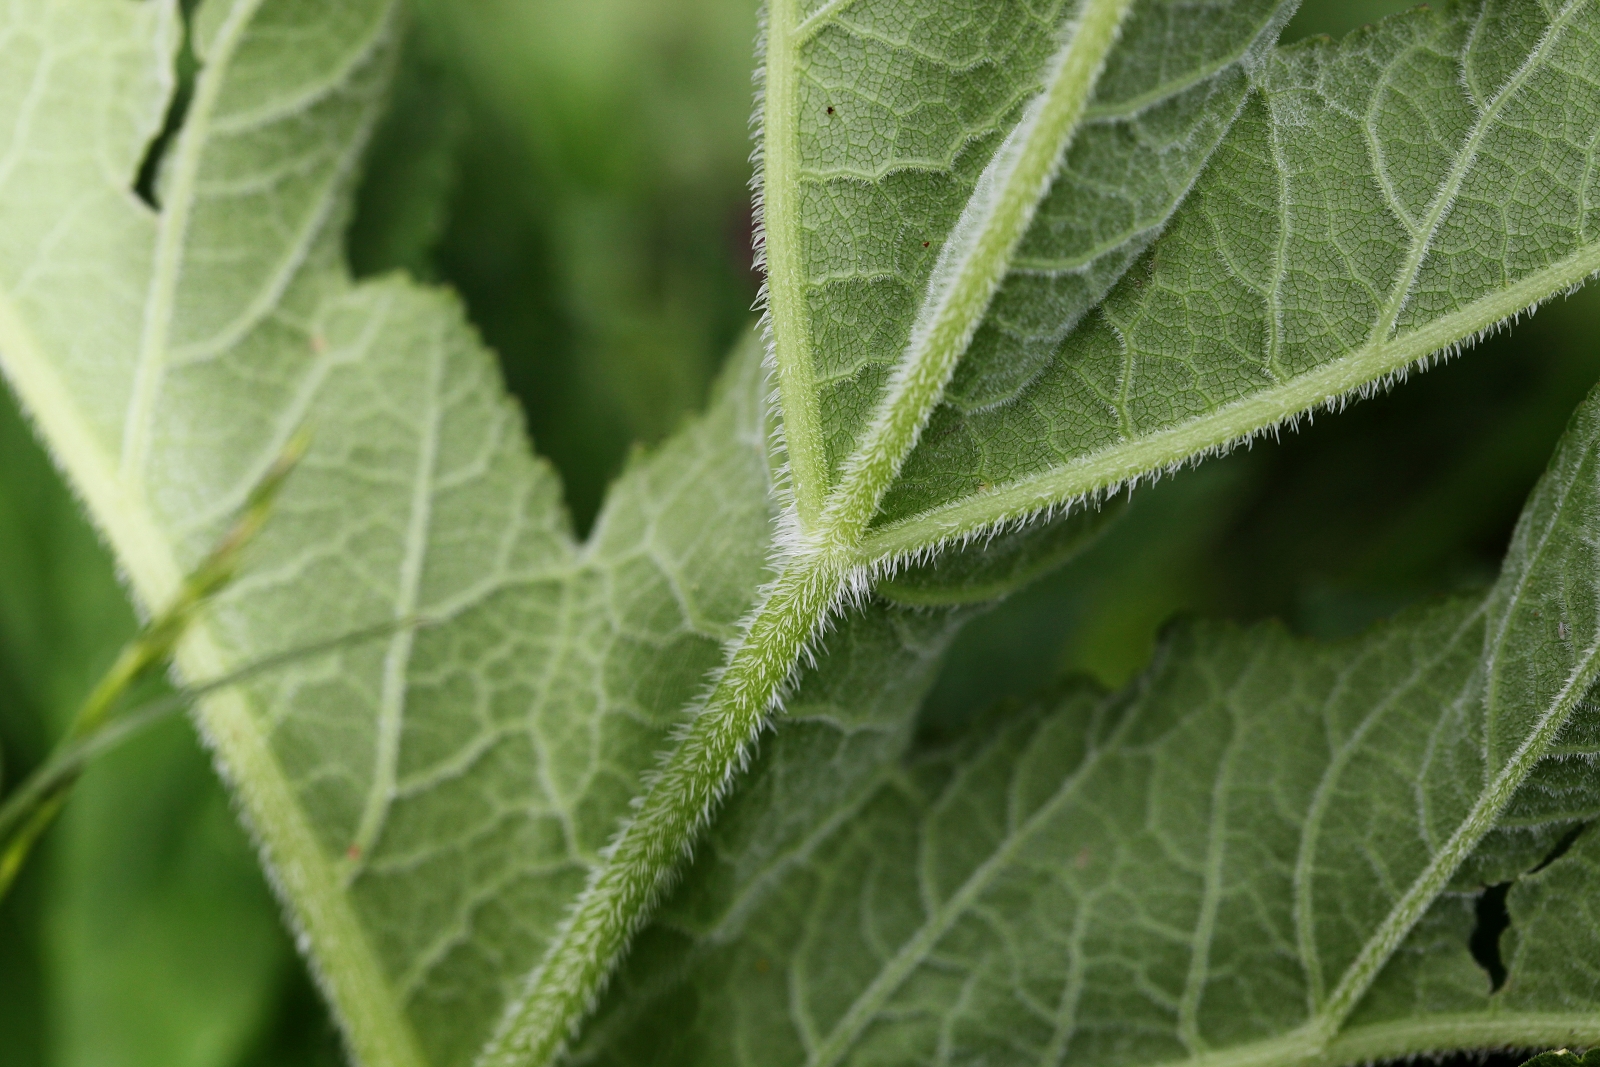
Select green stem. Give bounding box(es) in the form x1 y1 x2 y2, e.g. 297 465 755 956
0 795 64 898
0 616 419 871
479 546 852 1066
483 5 1140 1064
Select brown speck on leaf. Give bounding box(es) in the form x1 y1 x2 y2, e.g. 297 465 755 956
922 241 930 247
1074 847 1092 870
826 106 835 115
311 334 328 354
346 844 362 860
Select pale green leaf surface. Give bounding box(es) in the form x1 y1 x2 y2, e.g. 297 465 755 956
764 0 1290 514
873 0 1600 540
0 2 811 1065
570 381 1600 1067
207 288 779 1067
14 2 1600 1066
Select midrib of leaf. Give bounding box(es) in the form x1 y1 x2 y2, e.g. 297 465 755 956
856 237 1600 561
760 0 828 526
0 3 430 1065
480 4 1140 1062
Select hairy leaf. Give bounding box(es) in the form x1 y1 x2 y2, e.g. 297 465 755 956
0 2 788 1064
761 0 1293 521
860 0 1600 553
9 2 1600 1066
571 376 1600 1067
1516 1053 1600 1067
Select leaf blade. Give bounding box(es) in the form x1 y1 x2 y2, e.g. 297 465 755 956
873 0 1600 555
761 0 1291 525
574 378 1600 1067
0 3 783 1064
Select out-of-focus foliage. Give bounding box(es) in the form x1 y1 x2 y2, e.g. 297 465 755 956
8 0 1600 1063
354 0 762 530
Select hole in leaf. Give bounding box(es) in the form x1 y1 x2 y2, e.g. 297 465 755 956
1529 821 1588 874
133 1 200 208
1464 823 1590 993
1469 881 1512 990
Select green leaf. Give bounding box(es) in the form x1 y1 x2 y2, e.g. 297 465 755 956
1515 1053 1600 1067
535 5 1600 1055
1501 827 1600 1028
862 0 1600 553
0 2 787 1064
11 2 1600 1066
572 378 1600 1067
761 0 1294 524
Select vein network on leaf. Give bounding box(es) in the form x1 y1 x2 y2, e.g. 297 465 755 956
4 2 1600 1067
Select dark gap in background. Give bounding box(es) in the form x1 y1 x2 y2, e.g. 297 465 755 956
1465 825 1595 995
1470 882 1513 991
237 961 345 1067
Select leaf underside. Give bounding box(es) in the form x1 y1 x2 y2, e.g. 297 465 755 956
769 0 1283 478
863 0 1600 550
1 2 1600 1067
0 2 793 1063
573 372 1600 1067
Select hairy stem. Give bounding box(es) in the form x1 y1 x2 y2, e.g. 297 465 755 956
483 4 1140 1062
478 546 852 1066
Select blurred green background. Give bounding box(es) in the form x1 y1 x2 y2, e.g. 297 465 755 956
2 1 1592 1063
